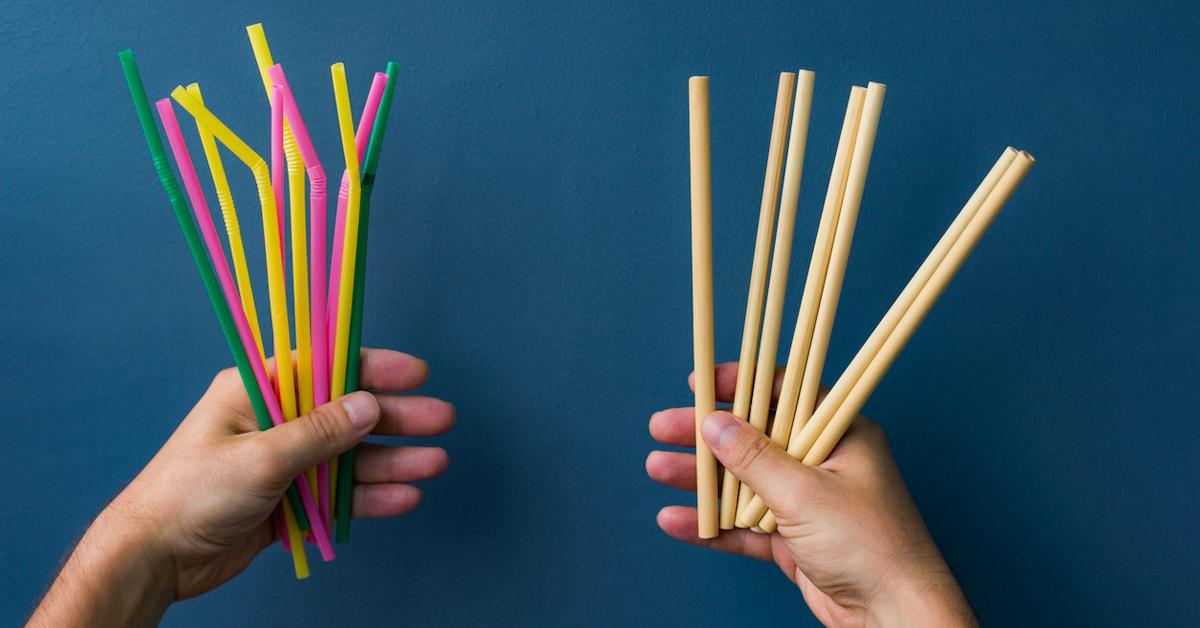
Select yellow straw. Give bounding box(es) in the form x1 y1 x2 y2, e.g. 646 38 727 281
186 84 267 365
246 24 318 499
327 63 362 507
170 87 298 425
329 62 361 400
281 500 310 578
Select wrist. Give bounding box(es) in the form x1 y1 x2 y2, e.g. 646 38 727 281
866 562 976 628
30 503 176 627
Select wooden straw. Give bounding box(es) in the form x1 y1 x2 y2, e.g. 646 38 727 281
803 152 1036 464
727 71 815 527
719 72 796 528
688 76 719 539
740 82 885 527
764 86 865 450
753 148 1031 532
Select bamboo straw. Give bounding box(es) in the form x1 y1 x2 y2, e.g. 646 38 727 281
740 82 885 528
765 86 865 450
728 71 815 527
803 152 1035 464
719 72 796 528
689 76 719 539
752 148 1030 532
734 81 888 528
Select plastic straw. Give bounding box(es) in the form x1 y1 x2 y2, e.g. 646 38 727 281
327 62 362 516
170 86 335 561
185 84 268 364
247 23 333 524
336 61 400 541
116 51 313 539
327 72 389 361
156 96 313 578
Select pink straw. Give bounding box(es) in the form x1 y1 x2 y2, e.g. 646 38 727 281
268 64 334 528
327 72 389 365
157 98 335 562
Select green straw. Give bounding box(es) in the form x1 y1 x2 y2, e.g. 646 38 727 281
118 49 310 533
335 61 400 542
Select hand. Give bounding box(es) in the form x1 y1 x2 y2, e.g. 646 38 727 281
30 348 454 627
647 362 976 628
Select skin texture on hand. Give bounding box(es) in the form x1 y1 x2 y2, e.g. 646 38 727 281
29 348 454 627
647 362 977 628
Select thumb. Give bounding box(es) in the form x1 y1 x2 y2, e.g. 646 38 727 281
701 411 815 507
257 391 380 482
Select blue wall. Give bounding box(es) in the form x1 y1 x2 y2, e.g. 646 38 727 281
2 1 1197 625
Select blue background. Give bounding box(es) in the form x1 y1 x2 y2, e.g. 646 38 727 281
2 1 1198 625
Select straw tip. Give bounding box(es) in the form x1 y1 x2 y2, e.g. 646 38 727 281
689 75 710 83
246 22 264 33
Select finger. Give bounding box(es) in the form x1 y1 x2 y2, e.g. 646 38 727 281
689 362 786 405
649 408 697 447
374 395 456 436
656 506 773 561
359 348 429 392
255 392 379 482
700 411 818 509
354 444 449 483
646 450 696 491
352 483 422 518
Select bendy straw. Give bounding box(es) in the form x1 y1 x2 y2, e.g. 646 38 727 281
719 73 795 527
336 60 400 542
327 62 363 515
688 76 719 539
185 83 267 365
260 59 336 528
246 25 316 421
156 97 311 578
169 86 335 560
750 148 1028 532
117 50 312 536
328 72 389 362
729 71 815 526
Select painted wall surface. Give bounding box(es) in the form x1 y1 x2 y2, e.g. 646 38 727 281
2 1 1197 625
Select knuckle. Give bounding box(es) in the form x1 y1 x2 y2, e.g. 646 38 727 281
303 406 346 447
728 430 772 472
211 367 240 390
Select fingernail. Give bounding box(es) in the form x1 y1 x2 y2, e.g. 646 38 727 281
342 392 377 430
702 412 740 451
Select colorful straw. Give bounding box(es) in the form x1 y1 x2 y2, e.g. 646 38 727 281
327 72 389 361
116 49 313 539
327 62 362 517
266 63 338 528
336 61 399 541
156 97 312 579
169 86 335 561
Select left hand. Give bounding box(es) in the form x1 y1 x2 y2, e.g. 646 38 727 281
30 348 454 626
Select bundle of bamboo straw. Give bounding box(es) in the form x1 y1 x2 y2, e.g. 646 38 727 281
688 72 1034 538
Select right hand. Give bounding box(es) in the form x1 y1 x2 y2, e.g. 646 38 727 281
647 362 976 627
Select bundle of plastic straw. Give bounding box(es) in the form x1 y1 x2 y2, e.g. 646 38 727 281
687 72 1034 537
117 21 400 578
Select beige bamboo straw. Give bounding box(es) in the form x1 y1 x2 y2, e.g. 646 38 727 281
727 70 816 525
753 149 1032 532
718 72 797 529
738 81 886 527
689 76 719 539
735 86 864 526
802 152 1035 464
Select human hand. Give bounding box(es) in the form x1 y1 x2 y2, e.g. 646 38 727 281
647 362 975 628
31 348 454 626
